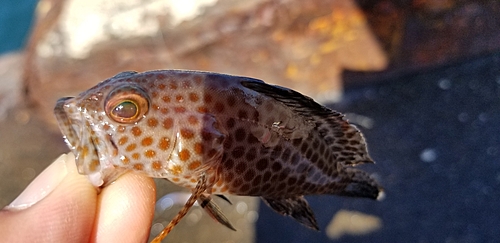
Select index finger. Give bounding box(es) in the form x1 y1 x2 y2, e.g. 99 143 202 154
90 162 156 243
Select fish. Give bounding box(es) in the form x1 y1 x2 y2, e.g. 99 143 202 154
54 70 383 242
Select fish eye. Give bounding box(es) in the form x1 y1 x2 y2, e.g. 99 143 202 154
105 85 149 124
112 100 138 118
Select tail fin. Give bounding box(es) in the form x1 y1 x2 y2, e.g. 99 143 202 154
333 167 384 200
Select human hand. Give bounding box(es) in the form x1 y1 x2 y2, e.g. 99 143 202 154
0 153 156 243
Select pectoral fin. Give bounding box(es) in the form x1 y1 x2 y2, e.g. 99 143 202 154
262 196 319 230
151 175 207 243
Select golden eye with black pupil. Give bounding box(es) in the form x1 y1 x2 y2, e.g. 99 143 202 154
105 85 149 124
112 100 138 118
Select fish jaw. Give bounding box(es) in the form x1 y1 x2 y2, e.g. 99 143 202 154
54 96 122 187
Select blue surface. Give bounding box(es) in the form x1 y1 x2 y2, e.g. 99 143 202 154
256 54 500 242
0 0 37 54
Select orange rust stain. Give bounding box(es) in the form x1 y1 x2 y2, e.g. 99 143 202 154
126 143 137 152
189 93 199 102
163 118 173 129
93 137 100 144
82 146 89 157
197 106 208 113
208 174 217 185
133 164 144 171
89 159 100 172
188 115 198 125
169 83 178 90
194 143 204 155
131 127 142 137
132 153 140 160
148 118 158 127
144 149 156 158
152 103 160 110
179 149 191 162
176 95 184 102
171 165 183 175
152 161 162 170
158 83 166 90
158 137 170 150
151 91 158 98
172 177 180 182
188 160 202 171
103 124 111 131
117 125 126 133
160 108 169 114
180 128 194 139
121 156 130 165
162 96 171 103
190 178 197 183
216 178 224 187
220 185 228 193
174 106 186 113
118 136 128 145
141 137 153 146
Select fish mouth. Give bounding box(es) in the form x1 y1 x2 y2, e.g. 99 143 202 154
54 97 79 151
54 97 103 178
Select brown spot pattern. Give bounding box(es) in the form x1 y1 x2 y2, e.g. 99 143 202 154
131 127 142 137
147 118 158 127
163 118 173 129
158 137 170 150
141 137 153 146
180 128 194 139
179 149 191 161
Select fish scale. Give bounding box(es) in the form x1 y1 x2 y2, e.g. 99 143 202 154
54 70 383 242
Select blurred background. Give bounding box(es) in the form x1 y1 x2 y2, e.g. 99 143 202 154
0 0 499 242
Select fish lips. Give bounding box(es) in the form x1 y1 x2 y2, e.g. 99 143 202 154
54 97 109 185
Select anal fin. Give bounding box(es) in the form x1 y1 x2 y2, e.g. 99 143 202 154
262 196 319 230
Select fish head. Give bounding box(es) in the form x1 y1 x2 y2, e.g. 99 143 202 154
54 71 179 186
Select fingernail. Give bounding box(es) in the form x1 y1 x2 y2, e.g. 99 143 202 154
4 153 70 210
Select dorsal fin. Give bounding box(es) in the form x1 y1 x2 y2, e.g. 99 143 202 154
241 79 336 120
241 80 373 165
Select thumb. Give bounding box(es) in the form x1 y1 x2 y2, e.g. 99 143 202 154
0 153 97 243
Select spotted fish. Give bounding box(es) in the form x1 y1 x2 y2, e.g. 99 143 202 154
54 70 383 242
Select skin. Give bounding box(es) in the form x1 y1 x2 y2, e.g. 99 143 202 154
0 153 156 243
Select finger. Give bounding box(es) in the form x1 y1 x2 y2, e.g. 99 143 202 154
0 153 97 243
91 171 156 243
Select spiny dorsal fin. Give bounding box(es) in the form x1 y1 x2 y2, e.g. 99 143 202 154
261 196 319 230
241 80 373 166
